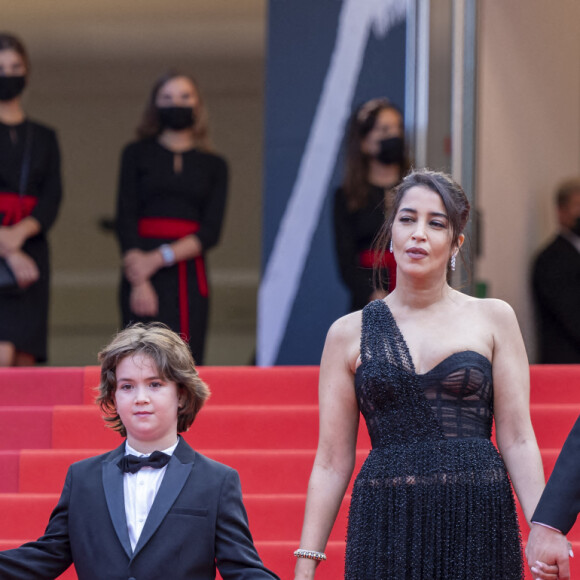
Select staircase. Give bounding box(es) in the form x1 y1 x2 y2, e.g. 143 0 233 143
0 365 579 579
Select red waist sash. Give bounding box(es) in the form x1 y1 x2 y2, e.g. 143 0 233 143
137 217 207 340
359 249 397 292
0 192 38 226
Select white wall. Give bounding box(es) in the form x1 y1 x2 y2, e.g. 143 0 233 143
477 0 580 360
3 2 266 364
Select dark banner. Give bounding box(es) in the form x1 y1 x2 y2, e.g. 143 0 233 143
258 0 407 365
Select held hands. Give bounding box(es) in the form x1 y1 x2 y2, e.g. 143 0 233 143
123 249 164 285
526 523 573 580
5 250 40 288
129 281 159 317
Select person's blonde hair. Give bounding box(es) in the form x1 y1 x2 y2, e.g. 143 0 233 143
96 323 210 436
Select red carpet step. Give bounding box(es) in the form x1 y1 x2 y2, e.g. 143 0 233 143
0 365 579 580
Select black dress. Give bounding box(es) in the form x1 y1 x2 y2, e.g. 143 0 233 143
116 138 228 364
346 300 523 579
333 185 396 312
0 120 62 362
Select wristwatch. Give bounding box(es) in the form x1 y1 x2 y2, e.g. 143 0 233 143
159 244 176 267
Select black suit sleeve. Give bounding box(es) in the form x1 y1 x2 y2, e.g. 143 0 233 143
215 469 280 580
532 245 580 350
533 415 580 534
0 467 73 578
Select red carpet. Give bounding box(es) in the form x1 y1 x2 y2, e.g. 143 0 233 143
0 365 578 579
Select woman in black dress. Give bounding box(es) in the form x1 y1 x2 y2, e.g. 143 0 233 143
295 171 548 579
334 98 409 312
116 71 228 364
0 33 62 366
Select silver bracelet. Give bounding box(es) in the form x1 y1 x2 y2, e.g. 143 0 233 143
293 549 327 561
159 244 176 267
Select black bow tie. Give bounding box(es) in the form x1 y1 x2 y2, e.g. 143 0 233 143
119 451 171 474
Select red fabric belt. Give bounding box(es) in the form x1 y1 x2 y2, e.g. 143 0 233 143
359 249 397 292
0 192 37 226
137 217 207 340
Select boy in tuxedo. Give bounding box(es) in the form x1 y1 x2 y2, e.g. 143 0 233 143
0 323 279 580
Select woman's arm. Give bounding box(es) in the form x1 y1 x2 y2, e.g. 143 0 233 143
295 314 361 579
122 234 203 286
0 128 60 257
333 188 374 303
122 155 227 285
194 155 228 252
490 299 545 525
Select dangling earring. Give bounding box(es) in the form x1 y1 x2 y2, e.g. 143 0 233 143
450 253 456 271
389 240 393 253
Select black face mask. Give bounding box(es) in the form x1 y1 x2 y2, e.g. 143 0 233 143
376 136 405 166
571 216 580 237
0 76 26 101
157 106 195 131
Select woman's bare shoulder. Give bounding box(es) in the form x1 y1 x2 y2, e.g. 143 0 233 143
459 295 518 331
472 297 515 318
327 310 363 343
323 310 363 374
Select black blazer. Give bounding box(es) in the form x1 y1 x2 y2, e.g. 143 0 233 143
0 438 279 580
532 234 580 363
533 415 580 534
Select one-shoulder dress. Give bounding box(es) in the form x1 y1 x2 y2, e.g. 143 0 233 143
345 300 523 579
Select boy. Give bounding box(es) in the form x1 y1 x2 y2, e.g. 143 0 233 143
0 323 279 580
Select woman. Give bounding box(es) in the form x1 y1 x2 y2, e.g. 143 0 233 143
0 32 62 366
333 98 409 312
115 71 228 364
295 170 548 579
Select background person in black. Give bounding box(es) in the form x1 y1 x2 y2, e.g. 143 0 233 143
0 32 62 366
333 98 409 313
116 71 228 364
531 178 580 363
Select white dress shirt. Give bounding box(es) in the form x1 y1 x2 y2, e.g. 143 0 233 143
123 440 179 551
561 228 580 253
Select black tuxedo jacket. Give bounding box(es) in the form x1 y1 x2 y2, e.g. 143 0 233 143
532 234 580 363
533 415 580 534
0 439 279 580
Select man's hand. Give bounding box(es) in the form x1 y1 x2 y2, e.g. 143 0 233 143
526 523 572 580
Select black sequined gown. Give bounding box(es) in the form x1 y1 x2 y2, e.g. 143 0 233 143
346 300 523 579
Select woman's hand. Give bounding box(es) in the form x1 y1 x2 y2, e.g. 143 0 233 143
530 560 562 580
130 281 159 317
0 226 26 258
5 250 40 288
123 249 164 285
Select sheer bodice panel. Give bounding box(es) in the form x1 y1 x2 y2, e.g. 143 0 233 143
355 300 493 448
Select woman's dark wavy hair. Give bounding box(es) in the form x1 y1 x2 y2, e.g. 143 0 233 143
96 323 210 436
342 97 409 211
0 32 30 71
373 169 471 290
136 70 211 150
